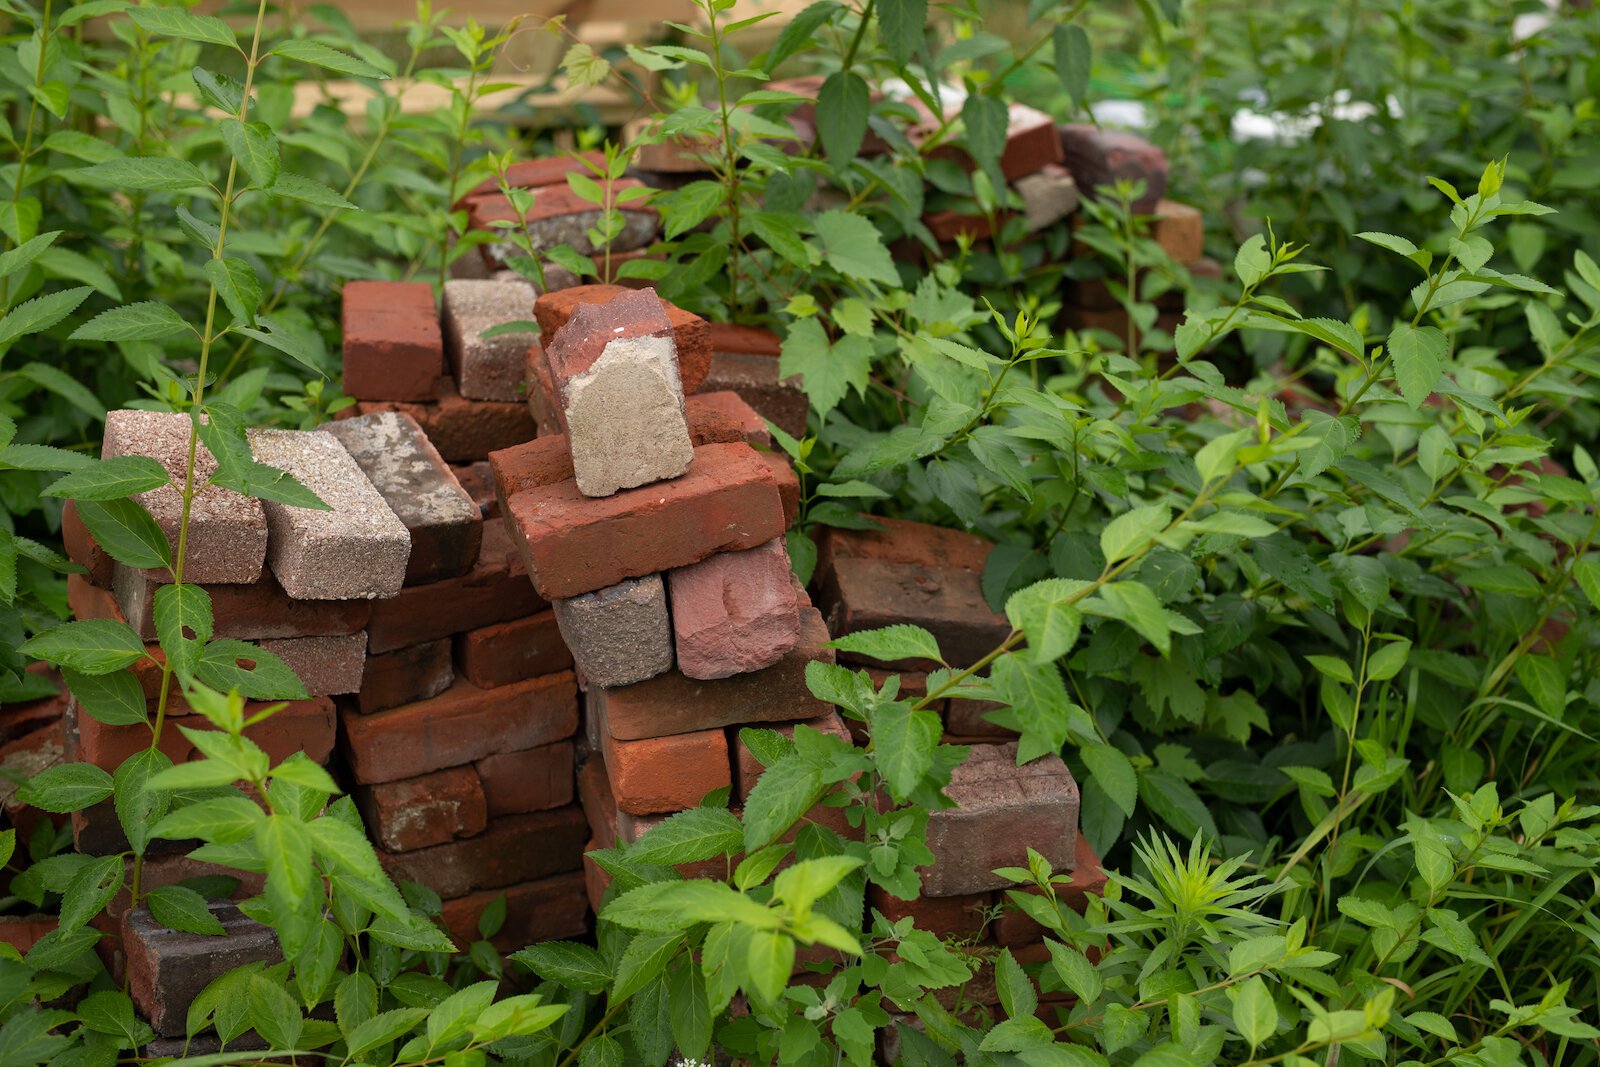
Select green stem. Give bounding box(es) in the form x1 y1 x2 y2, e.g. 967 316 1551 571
1 0 54 309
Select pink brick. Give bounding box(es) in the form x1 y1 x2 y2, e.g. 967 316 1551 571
668 538 799 679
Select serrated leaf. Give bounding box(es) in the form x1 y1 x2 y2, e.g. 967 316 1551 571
204 257 262 325
147 885 227 936
812 209 898 286
17 762 115 813
21 619 146 674
1081 743 1137 816
627 807 744 865
42 455 168 500
63 668 148 726
220 120 280 190
1387 322 1448 408
127 6 239 48
72 157 211 193
270 39 389 79
267 172 358 211
1101 504 1170 565
196 639 309 699
509 941 611 993
0 286 92 346
827 624 942 664
871 702 942 803
71 301 191 341
74 497 172 570
815 71 869 165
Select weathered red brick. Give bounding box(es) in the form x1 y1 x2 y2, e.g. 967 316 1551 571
349 375 535 463
1057 124 1169 214
707 322 782 357
365 519 545 653
342 280 444 402
870 885 993 940
506 441 786 600
61 501 113 587
0 915 60 954
357 766 488 852
342 673 577 784
124 903 281 1036
534 284 711 395
695 352 808 440
600 714 730 816
357 638 455 714
439 870 590 951
256 633 367 697
816 516 1009 669
755 449 800 527
378 806 587 898
944 696 1017 741
1152 199 1203 264
454 610 571 689
476 740 574 816
671 539 798 680
78 696 337 772
524 340 563 436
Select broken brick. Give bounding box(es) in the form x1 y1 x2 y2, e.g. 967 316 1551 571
669 539 798 680
1152 199 1203 264
535 284 711 395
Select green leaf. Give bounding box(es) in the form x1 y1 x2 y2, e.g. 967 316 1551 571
74 497 172 570
772 855 863 913
827 624 942 664
1231 976 1277 1049
1052 24 1091 108
778 315 872 418
744 929 794 1003
628 807 744 865
77 989 152 1047
72 158 211 193
195 639 309 700
17 762 115 813
1387 323 1448 408
219 120 280 190
127 6 240 48
267 172 358 212
346 1009 430 1058
59 854 124 931
661 181 722 241
150 796 265 844
1138 770 1217 840
469 995 567 1042
36 247 122 300
248 971 305 1051
335 972 378 1040
269 39 389 80
812 209 898 286
1081 744 1137 817
0 286 92 347
1101 504 1170 565
742 752 826 851
612 931 684 1004
62 668 148 727
71 300 191 341
962 93 1008 189
115 746 172 857
509 941 611 993
1365 638 1412 682
877 0 927 64
204 257 263 326
154 583 213 679
1514 655 1567 717
872 701 942 802
815 71 869 165
1089 581 1174 654
192 66 246 114
42 456 168 500
1005 578 1085 663
232 315 327 374
21 619 146 674
994 947 1038 1019
0 231 59 280
147 885 227 936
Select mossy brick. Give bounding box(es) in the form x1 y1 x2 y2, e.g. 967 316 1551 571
476 740 575 816
551 574 673 688
341 672 577 784
545 291 694 497
102 410 267 585
505 441 786 600
322 411 482 584
341 280 443 402
920 742 1079 897
247 428 411 600
442 279 538 402
256 632 367 696
364 518 545 653
453 610 572 690
669 538 798 680
535 284 711 394
815 515 1009 670
593 587 833 741
377 806 588 899
124 902 281 1036
357 638 455 714
356 765 487 852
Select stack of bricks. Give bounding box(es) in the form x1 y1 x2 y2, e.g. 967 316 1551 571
491 284 838 910
812 515 1103 1018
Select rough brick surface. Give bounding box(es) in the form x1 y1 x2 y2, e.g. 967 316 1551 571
1152 199 1203 264
454 611 572 689
323 411 482 584
257 632 367 696
469 184 657 262
443 279 537 401
342 280 444 402
124 903 281 1036
0 724 62 840
357 766 488 852
377 806 588 899
247 428 411 600
507 441 786 600
453 461 497 518
696 352 808 440
545 292 694 497
358 638 455 714
350 376 535 463
921 742 1079 896
756 451 801 528
670 538 798 679
365 519 545 653
103 410 267 584
595 595 833 740
342 673 577 784
1015 164 1080 231
456 151 606 205
61 501 113 587
439 871 590 952
816 516 1009 669
476 740 575 816
113 565 370 642
1057 125 1169 214
600 712 731 816
552 574 673 688
707 322 782 357
535 284 711 395
869 885 993 940
524 341 564 436
79 696 336 771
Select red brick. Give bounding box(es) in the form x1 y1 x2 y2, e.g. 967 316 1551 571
595 594 833 740
124 903 281 1036
0 675 65 747
78 697 336 772
0 915 59 954
257 633 367 696
439 871 590 951
454 611 571 689
614 808 731 878
506 441 786 600
755 450 799 527
944 697 1017 742
452 461 497 518
114 566 371 642
577 756 617 845
357 638 455 714
0 722 63 840
816 516 1009 670
476 740 574 816
691 390 771 446
468 184 657 262
923 209 1001 244
918 104 1062 184
695 352 808 440
342 281 443 402
707 322 781 357
600 717 730 816
455 151 606 206
378 806 587 898
1057 125 1169 214
870 885 993 940
994 835 1106 946
342 673 577 784
350 375 535 463
1152 199 1203 264
365 519 545 653
357 766 488 852
61 501 113 587
105 853 265 928
533 284 711 395
582 843 608 911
